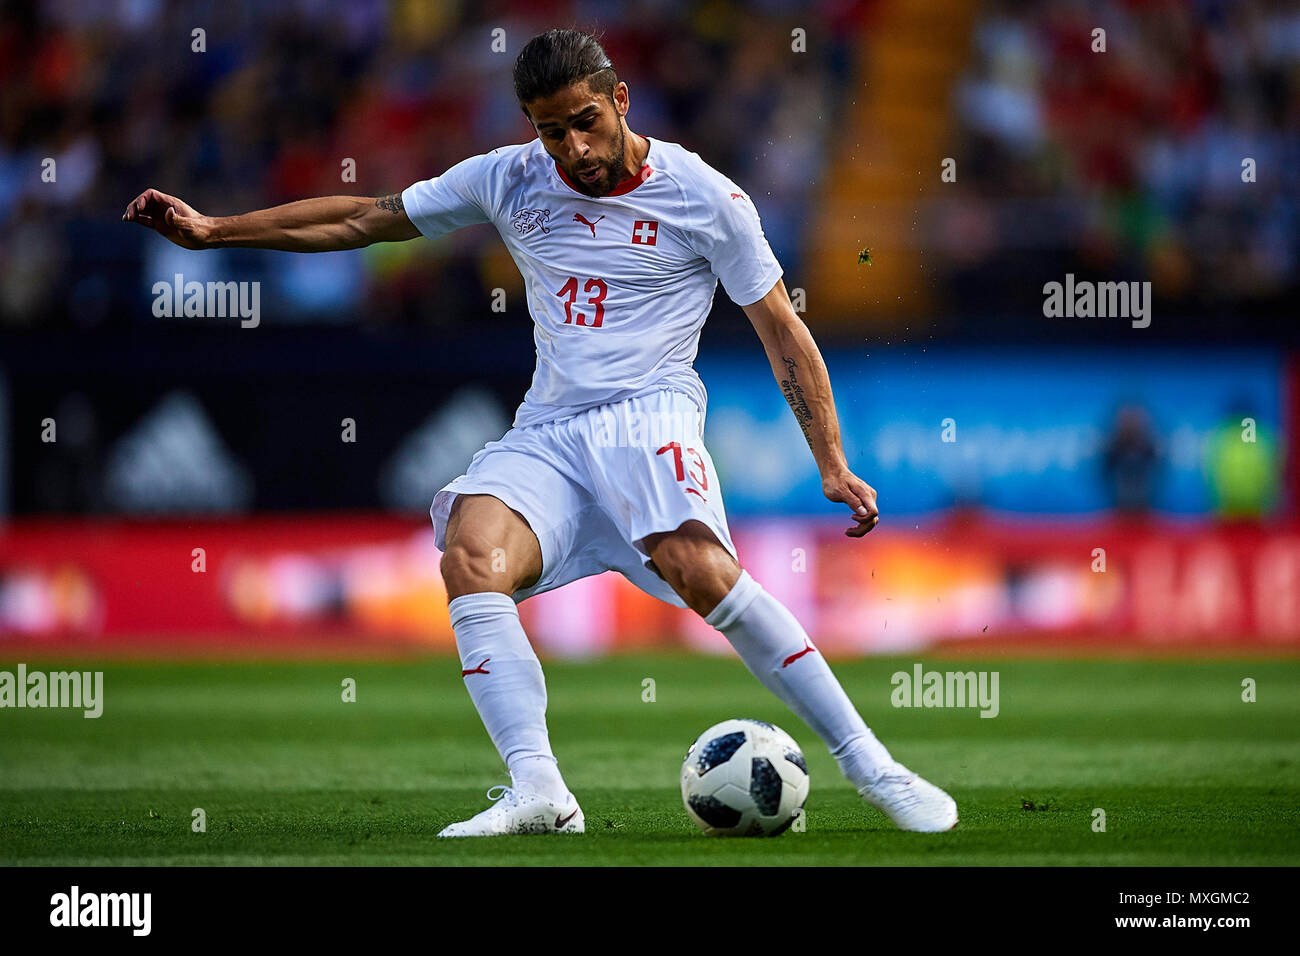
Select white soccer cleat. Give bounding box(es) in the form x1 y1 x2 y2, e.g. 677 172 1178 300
858 763 958 833
437 785 585 837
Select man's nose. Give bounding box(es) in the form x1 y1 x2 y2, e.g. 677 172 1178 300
566 131 591 159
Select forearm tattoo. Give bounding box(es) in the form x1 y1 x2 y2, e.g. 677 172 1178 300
376 193 404 214
779 356 815 447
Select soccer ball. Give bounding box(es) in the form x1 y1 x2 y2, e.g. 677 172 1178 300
680 718 810 836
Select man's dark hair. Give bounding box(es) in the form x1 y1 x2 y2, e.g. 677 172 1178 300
514 28 618 118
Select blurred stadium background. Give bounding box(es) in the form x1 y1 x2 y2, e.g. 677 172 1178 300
0 0 1296 659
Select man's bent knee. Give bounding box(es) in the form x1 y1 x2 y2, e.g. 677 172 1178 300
442 494 543 600
441 544 522 598
646 521 741 617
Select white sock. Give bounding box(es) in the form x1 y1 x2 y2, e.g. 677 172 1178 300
705 570 894 790
448 592 570 804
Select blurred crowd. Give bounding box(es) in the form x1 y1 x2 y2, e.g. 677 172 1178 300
1 0 1295 335
945 0 1299 316
1101 400 1279 519
0 0 864 331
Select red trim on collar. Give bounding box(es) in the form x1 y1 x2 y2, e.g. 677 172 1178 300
555 137 654 196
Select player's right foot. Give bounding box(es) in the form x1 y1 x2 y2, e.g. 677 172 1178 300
437 785 585 837
858 763 958 833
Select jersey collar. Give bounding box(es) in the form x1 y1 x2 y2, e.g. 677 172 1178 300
553 136 654 197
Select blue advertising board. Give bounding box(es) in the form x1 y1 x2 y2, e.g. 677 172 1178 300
697 347 1284 517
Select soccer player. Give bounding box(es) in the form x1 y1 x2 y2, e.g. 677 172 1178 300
123 28 957 836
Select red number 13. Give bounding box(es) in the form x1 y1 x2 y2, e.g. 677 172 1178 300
556 276 608 327
656 441 709 492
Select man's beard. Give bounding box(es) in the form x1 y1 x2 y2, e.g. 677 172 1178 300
576 123 626 197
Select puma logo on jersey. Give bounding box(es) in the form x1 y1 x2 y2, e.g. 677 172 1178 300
574 213 605 237
730 192 746 201
511 208 552 236
461 658 491 676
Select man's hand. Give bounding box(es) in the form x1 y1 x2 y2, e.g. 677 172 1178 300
823 468 880 537
122 188 214 249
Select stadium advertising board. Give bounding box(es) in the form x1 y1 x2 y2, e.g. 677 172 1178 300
700 348 1285 518
2 515 1295 652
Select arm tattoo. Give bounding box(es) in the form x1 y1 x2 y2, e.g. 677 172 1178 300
779 356 815 447
376 193 404 214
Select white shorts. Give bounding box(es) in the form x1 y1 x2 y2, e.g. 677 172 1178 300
430 387 737 608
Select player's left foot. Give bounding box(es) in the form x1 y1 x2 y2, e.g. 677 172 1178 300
437 785 585 837
858 762 958 833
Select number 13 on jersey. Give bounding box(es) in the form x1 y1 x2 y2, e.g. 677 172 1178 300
556 276 609 327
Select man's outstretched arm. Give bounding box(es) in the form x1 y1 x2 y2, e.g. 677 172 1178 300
741 278 880 538
122 188 420 251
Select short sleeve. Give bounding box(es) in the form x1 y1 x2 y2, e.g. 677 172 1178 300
689 180 783 307
401 152 495 241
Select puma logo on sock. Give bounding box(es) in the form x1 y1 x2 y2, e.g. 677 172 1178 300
782 639 817 668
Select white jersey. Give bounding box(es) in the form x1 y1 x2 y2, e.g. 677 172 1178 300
401 136 783 428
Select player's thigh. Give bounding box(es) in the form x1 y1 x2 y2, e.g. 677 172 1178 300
441 493 544 596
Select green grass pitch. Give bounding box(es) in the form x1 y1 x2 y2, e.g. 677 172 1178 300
2 653 1298 866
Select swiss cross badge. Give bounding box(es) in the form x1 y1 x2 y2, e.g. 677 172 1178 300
631 220 658 245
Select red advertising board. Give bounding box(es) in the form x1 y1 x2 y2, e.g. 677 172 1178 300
1 514 1297 656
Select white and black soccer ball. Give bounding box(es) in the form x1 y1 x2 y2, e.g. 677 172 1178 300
681 718 810 836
